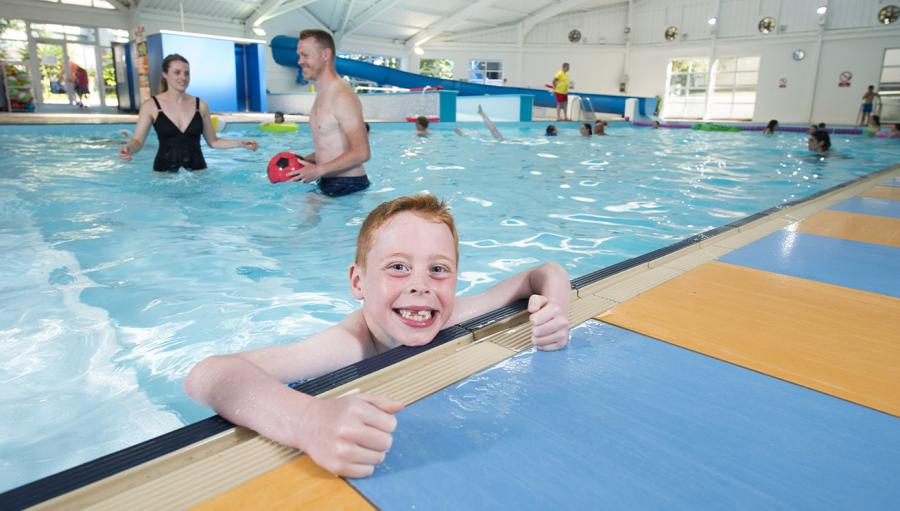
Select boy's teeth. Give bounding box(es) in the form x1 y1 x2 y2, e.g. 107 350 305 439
399 309 432 321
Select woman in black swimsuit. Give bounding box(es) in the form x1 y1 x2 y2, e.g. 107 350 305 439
118 54 258 171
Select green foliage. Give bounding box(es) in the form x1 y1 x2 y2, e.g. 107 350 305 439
102 51 115 88
36 44 63 93
338 52 399 69
419 59 453 80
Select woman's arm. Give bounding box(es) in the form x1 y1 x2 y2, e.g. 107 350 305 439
199 100 258 151
118 100 154 160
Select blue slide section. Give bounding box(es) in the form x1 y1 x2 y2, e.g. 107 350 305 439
271 35 654 115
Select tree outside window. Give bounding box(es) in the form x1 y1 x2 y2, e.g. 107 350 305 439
419 58 454 80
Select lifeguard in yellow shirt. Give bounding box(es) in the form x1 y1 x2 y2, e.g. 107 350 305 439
552 62 573 121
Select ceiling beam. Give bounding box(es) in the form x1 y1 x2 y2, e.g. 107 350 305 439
342 0 405 37
437 22 518 43
302 7 331 31
252 0 319 26
246 0 286 27
336 0 356 36
521 0 589 36
404 0 497 50
104 0 128 11
438 0 625 43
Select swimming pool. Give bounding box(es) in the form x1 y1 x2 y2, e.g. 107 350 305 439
1 121 896 491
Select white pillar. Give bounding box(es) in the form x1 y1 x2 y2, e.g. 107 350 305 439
807 1 829 124
702 0 721 121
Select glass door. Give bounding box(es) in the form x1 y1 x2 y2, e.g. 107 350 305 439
67 43 98 107
35 42 69 105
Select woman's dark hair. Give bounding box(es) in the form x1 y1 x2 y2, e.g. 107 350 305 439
766 119 778 131
160 54 189 93
813 130 831 151
871 115 880 127
582 122 592 135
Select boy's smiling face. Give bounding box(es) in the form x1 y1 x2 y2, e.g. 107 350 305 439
350 211 458 349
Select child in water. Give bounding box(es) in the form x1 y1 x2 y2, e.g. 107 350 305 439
415 115 430 136
185 194 571 478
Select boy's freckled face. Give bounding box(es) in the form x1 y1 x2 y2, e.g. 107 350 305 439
351 212 458 349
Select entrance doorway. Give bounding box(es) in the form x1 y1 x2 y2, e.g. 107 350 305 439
67 43 97 107
35 42 68 105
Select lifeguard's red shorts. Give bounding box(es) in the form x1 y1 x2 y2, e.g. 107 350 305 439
555 92 568 103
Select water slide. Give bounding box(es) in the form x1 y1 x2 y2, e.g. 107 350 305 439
270 35 654 116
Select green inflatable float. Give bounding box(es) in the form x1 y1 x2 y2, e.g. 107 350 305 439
259 122 299 133
692 123 743 132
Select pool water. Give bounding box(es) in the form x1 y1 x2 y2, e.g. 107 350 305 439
0 122 896 491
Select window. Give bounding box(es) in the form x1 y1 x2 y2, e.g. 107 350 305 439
337 52 400 91
708 56 759 120
37 0 117 8
30 23 96 42
419 58 453 80
8 19 128 109
0 19 28 62
98 28 129 46
469 60 502 84
661 56 759 120
338 52 399 69
878 48 900 122
662 58 708 119
1 19 33 111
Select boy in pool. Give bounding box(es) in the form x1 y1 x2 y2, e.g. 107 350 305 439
415 115 430 136
184 194 571 478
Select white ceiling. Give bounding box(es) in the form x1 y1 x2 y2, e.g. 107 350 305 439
115 0 627 44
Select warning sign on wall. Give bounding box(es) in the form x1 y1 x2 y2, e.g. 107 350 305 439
838 71 852 87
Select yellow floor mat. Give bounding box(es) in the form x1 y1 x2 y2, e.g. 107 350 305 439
598 261 900 416
191 455 373 511
792 210 900 247
860 185 900 201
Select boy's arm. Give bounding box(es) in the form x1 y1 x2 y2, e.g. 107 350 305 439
184 312 403 477
449 262 571 351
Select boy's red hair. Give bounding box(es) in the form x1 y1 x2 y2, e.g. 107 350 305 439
355 195 458 268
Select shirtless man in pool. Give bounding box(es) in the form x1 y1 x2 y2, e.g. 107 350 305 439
288 29 371 197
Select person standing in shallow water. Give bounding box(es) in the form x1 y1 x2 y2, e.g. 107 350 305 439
286 29 371 197
118 54 258 172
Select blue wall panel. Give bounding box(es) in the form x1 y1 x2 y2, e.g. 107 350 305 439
234 44 246 112
146 35 163 100
147 34 238 112
246 43 266 112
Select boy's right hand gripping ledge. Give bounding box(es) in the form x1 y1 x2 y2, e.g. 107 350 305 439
298 393 404 478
